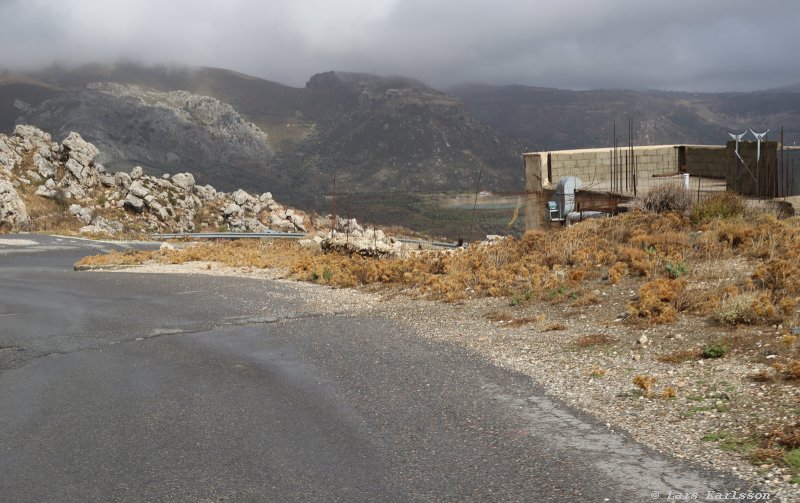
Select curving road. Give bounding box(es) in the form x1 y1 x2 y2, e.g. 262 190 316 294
0 234 762 502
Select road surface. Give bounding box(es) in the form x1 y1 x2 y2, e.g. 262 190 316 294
0 234 761 502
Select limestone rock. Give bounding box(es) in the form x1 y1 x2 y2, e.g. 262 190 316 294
171 173 195 192
124 194 145 212
130 166 143 180
61 132 99 167
322 227 402 258
0 179 30 228
233 189 251 207
128 181 150 199
115 172 132 189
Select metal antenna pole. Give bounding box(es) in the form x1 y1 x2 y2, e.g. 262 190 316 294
750 129 770 198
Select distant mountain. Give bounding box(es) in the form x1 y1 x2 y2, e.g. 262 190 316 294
450 83 800 150
0 64 523 203
4 62 800 217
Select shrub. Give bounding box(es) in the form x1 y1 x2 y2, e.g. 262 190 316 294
633 374 657 396
664 261 688 278
714 292 778 325
690 192 746 223
628 278 686 323
702 342 728 359
638 183 694 215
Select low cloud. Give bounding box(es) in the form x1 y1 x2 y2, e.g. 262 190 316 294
1 0 798 91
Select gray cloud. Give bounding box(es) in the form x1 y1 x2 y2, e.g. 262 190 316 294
1 0 798 91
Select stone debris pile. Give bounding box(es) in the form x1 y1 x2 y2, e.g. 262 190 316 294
0 125 308 236
321 217 405 257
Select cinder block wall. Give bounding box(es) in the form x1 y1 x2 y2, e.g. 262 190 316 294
685 146 727 178
530 146 680 187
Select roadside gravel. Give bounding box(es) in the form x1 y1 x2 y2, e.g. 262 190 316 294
110 261 800 502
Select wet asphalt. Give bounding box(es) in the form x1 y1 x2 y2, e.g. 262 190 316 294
0 234 765 502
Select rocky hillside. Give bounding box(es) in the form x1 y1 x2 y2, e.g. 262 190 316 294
17 82 275 192
1 64 524 200
279 71 523 194
450 83 800 150
0 125 308 236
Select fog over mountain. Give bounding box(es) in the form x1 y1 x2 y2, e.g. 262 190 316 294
1 0 799 92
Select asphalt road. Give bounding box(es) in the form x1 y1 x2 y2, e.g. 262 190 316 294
0 234 762 502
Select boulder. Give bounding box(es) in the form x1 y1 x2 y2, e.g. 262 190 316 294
128 181 150 199
65 158 92 185
35 185 56 198
99 174 116 187
124 194 145 212
233 189 251 207
79 216 123 236
61 132 99 167
0 179 30 228
130 166 143 180
114 172 132 189
222 202 242 218
194 184 217 201
33 153 56 178
171 173 195 192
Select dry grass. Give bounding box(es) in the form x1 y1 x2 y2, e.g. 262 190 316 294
75 209 800 343
573 333 615 348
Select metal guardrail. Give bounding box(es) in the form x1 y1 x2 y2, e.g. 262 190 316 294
150 231 307 240
396 238 461 249
150 232 462 249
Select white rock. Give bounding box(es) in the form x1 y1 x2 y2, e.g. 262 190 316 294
171 172 195 192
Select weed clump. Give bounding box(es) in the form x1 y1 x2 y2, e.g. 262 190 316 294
713 292 778 325
701 342 728 359
690 192 746 223
638 183 694 215
628 278 686 324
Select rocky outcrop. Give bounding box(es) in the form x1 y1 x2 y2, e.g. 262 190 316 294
321 217 403 257
0 125 308 236
0 179 29 229
18 82 275 192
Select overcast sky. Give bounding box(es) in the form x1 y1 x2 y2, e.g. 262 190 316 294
1 0 798 92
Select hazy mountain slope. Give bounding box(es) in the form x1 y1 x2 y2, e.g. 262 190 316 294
1 64 525 200
450 84 729 150
451 84 800 150
278 72 523 195
19 82 275 192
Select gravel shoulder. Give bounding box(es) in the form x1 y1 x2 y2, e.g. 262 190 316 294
102 261 799 502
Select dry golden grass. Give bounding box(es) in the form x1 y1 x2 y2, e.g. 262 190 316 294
74 210 800 337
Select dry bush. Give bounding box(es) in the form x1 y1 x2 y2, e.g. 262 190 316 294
638 183 694 215
749 369 775 383
608 261 627 285
628 278 686 324
633 374 658 396
690 192 746 223
574 333 615 348
661 386 677 399
774 360 800 380
713 292 779 325
541 321 567 332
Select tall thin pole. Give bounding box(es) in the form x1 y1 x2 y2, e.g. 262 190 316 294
468 169 483 241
